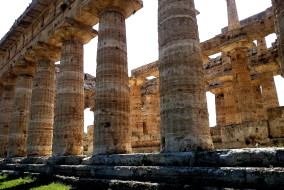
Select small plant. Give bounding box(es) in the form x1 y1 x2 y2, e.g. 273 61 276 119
30 182 73 190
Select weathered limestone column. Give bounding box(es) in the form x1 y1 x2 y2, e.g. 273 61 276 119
272 0 284 74
257 38 268 56
226 0 241 31
53 23 97 156
215 93 226 126
7 60 35 157
223 80 238 125
26 48 60 157
143 94 159 134
130 79 144 136
158 0 213 152
228 46 258 123
261 72 279 112
92 0 142 155
0 76 16 157
252 82 266 121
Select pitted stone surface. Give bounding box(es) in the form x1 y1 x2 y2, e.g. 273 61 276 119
158 0 213 152
94 6 132 155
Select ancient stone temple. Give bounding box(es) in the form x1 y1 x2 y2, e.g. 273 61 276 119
0 0 284 189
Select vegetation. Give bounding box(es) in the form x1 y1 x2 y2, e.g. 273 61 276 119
0 176 34 189
0 174 73 190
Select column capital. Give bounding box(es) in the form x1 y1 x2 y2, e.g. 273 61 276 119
83 0 143 19
129 77 146 86
0 74 17 86
12 58 36 76
222 40 254 54
25 42 61 63
48 18 98 46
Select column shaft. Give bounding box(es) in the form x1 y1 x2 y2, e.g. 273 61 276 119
158 0 213 152
257 38 267 55
27 59 55 156
215 94 226 126
261 72 279 111
273 0 284 74
8 74 34 157
94 10 131 155
130 82 143 136
226 0 241 31
53 40 84 156
223 81 238 125
230 48 257 123
252 84 266 121
143 94 159 134
0 80 15 157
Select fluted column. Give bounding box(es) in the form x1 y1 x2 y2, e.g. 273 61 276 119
272 0 284 75
25 48 60 157
226 0 241 31
7 60 35 158
229 47 257 123
223 81 238 125
215 93 226 126
257 38 268 56
0 77 16 157
92 0 142 155
252 82 266 121
94 9 131 155
130 79 144 136
53 24 97 156
261 72 279 112
158 0 213 152
143 94 159 134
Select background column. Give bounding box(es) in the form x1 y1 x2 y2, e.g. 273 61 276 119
226 0 241 31
53 24 97 156
0 77 16 157
158 0 213 152
7 60 35 157
26 48 60 157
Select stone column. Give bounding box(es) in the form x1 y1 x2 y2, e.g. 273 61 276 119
261 72 279 112
257 38 268 56
158 0 213 152
26 48 60 157
272 0 284 75
252 81 266 121
53 24 97 156
143 94 159 134
223 80 238 125
7 60 35 158
215 93 226 126
92 0 142 155
226 0 241 31
229 47 258 123
0 77 16 157
130 79 144 136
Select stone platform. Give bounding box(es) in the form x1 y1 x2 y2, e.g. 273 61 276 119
0 148 284 189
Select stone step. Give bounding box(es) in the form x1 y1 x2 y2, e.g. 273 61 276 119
0 170 240 190
1 164 284 189
2 148 283 167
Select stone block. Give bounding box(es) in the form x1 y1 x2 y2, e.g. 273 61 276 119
220 121 269 148
268 107 284 138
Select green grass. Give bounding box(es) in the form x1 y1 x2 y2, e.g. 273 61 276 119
0 175 73 190
0 174 8 180
0 176 34 189
30 182 73 190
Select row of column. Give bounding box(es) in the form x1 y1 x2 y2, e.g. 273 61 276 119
0 25 95 157
214 0 280 126
4 0 268 157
